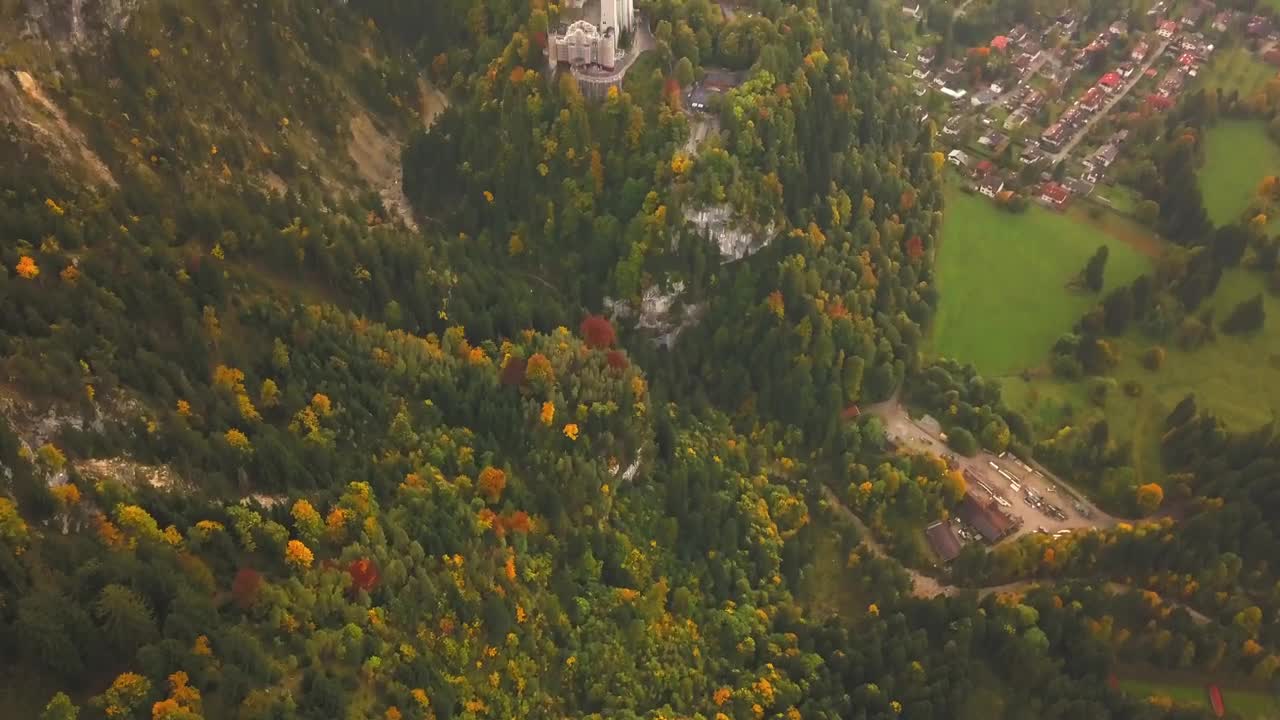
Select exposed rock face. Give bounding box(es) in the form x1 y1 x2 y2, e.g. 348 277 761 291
15 0 140 46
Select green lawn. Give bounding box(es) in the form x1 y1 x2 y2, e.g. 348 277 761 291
1002 269 1280 488
1200 120 1280 227
930 186 1152 376
1119 675 1280 720
1199 46 1276 98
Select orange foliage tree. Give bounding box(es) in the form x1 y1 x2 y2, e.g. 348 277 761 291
479 466 507 503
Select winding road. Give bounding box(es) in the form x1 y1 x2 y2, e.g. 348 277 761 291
820 477 1210 624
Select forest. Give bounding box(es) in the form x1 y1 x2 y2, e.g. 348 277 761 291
0 0 1273 718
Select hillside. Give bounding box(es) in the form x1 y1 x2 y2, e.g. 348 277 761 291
0 1 1266 719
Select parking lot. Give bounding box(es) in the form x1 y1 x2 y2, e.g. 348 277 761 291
873 400 1116 543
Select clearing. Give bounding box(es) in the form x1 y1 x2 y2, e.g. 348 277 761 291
1199 120 1280 227
1002 268 1280 488
1198 46 1276 99
930 186 1151 376
1118 670 1280 720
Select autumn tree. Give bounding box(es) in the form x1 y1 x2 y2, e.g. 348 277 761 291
285 539 314 570
479 466 507 503
580 315 616 348
231 568 264 610
1136 483 1164 515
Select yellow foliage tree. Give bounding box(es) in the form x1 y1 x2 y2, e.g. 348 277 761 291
224 428 252 452
285 539 314 570
563 423 580 441
540 401 555 426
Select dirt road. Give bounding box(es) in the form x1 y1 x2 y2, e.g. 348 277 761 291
867 397 1117 540
819 486 1209 623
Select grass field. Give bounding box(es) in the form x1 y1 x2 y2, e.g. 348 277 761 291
930 187 1151 376
1002 269 1280 487
1119 675 1280 719
1200 120 1280 227
1199 46 1276 98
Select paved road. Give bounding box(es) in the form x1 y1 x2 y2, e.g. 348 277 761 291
867 397 1117 539
819 486 1210 623
1047 38 1171 164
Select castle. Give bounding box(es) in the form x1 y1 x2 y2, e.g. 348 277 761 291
548 0 635 71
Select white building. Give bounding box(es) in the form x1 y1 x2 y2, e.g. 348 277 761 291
549 20 617 69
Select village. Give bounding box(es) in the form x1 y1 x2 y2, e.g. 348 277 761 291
899 0 1279 213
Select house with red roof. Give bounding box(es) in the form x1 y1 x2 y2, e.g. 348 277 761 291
1039 182 1071 210
991 35 1010 51
1099 71 1122 90
1158 19 1178 38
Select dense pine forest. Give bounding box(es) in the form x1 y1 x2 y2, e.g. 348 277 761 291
0 0 1276 718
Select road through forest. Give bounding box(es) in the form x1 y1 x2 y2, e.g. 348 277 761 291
819 485 1211 624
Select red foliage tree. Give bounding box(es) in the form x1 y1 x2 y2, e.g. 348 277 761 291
499 356 527 386
348 558 380 592
905 235 924 261
605 350 629 371
231 568 263 609
580 315 616 349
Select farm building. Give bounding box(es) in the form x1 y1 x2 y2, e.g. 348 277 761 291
926 522 963 563
957 491 1016 543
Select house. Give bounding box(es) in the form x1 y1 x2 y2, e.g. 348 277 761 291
991 35 1011 52
1099 71 1122 90
1248 15 1271 38
1004 109 1029 130
1065 177 1095 197
943 59 965 77
978 176 1005 198
947 149 971 168
902 1 922 19
1040 123 1067 150
942 116 964 136
1109 20 1128 37
1182 5 1205 28
1008 24 1029 45
1148 0 1169 16
1039 181 1072 209
1081 86 1105 111
1020 146 1046 166
974 158 995 175
918 46 937 65
978 130 1009 151
940 86 968 101
1131 41 1150 62
1158 20 1178 38
1213 11 1233 33
1158 67 1186 96
926 522 963 563
957 491 1016 542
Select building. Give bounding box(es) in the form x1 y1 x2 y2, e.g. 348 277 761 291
686 69 745 112
926 522 963 563
1158 20 1178 38
1131 41 1150 62
1081 86 1105 111
974 159 994 176
1039 181 1071 209
1099 71 1122 90
957 491 1016 543
947 149 971 168
549 20 618 69
978 176 1005 198
943 59 965 77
